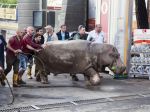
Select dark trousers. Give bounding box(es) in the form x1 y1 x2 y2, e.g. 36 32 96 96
0 54 4 68
4 55 19 75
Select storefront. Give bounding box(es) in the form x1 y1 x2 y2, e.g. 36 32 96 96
94 0 133 66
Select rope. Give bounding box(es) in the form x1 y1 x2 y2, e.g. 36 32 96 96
20 52 46 73
0 72 14 105
0 51 46 105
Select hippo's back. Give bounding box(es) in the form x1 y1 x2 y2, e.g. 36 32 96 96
37 40 92 73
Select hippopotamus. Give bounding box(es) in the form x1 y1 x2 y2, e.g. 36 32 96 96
35 40 126 86
0 66 5 86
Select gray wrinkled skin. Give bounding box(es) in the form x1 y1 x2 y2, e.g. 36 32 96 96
35 40 125 85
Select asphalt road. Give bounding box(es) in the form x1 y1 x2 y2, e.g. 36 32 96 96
1 70 150 112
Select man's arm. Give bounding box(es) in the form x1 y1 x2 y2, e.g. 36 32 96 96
87 32 94 41
26 44 41 52
7 38 22 54
0 35 7 48
26 37 42 49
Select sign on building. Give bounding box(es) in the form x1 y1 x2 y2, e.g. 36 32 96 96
47 0 63 10
134 29 150 44
0 4 17 20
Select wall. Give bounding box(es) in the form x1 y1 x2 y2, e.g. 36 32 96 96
18 0 40 29
96 0 131 63
53 0 87 32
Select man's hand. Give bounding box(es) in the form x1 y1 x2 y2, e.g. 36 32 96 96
35 49 42 53
42 44 48 49
14 49 22 54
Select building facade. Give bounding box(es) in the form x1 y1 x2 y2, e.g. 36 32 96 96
0 0 134 65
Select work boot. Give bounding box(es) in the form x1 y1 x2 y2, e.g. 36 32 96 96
13 74 20 87
0 73 6 86
0 79 5 86
27 67 33 79
18 69 26 84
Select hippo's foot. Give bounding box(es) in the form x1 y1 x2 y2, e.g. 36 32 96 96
72 75 79 81
41 81 49 84
98 73 103 78
85 68 101 86
90 74 101 86
36 76 41 82
85 80 92 86
53 73 58 76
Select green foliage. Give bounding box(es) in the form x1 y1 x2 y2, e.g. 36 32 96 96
0 0 17 4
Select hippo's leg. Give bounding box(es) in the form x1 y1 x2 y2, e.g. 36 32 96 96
40 70 49 84
70 73 79 81
36 71 41 82
84 75 91 86
84 68 101 86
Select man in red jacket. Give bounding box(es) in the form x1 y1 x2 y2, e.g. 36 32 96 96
19 26 42 81
4 29 23 87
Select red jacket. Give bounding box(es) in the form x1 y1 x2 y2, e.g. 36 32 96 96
7 35 22 57
22 34 42 53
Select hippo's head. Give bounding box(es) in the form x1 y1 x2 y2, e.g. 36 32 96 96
99 45 126 74
108 47 126 74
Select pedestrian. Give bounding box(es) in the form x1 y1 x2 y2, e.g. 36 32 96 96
33 33 49 83
87 24 106 43
43 25 58 43
69 25 88 81
32 34 42 82
0 34 6 69
4 29 23 87
73 25 88 40
56 24 70 40
20 26 42 80
87 24 108 74
36 27 44 44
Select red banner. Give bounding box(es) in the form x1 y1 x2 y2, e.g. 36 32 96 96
100 0 109 42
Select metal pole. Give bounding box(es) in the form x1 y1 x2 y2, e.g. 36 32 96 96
127 0 133 74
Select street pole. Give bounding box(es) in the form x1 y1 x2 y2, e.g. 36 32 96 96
126 0 133 74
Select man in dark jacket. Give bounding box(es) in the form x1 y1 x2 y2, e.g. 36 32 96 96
0 35 6 69
57 24 70 40
0 62 5 86
20 26 42 80
73 25 88 40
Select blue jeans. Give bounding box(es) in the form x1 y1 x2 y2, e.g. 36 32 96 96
18 54 28 71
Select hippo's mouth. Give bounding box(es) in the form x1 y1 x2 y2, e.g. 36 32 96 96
110 66 126 74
